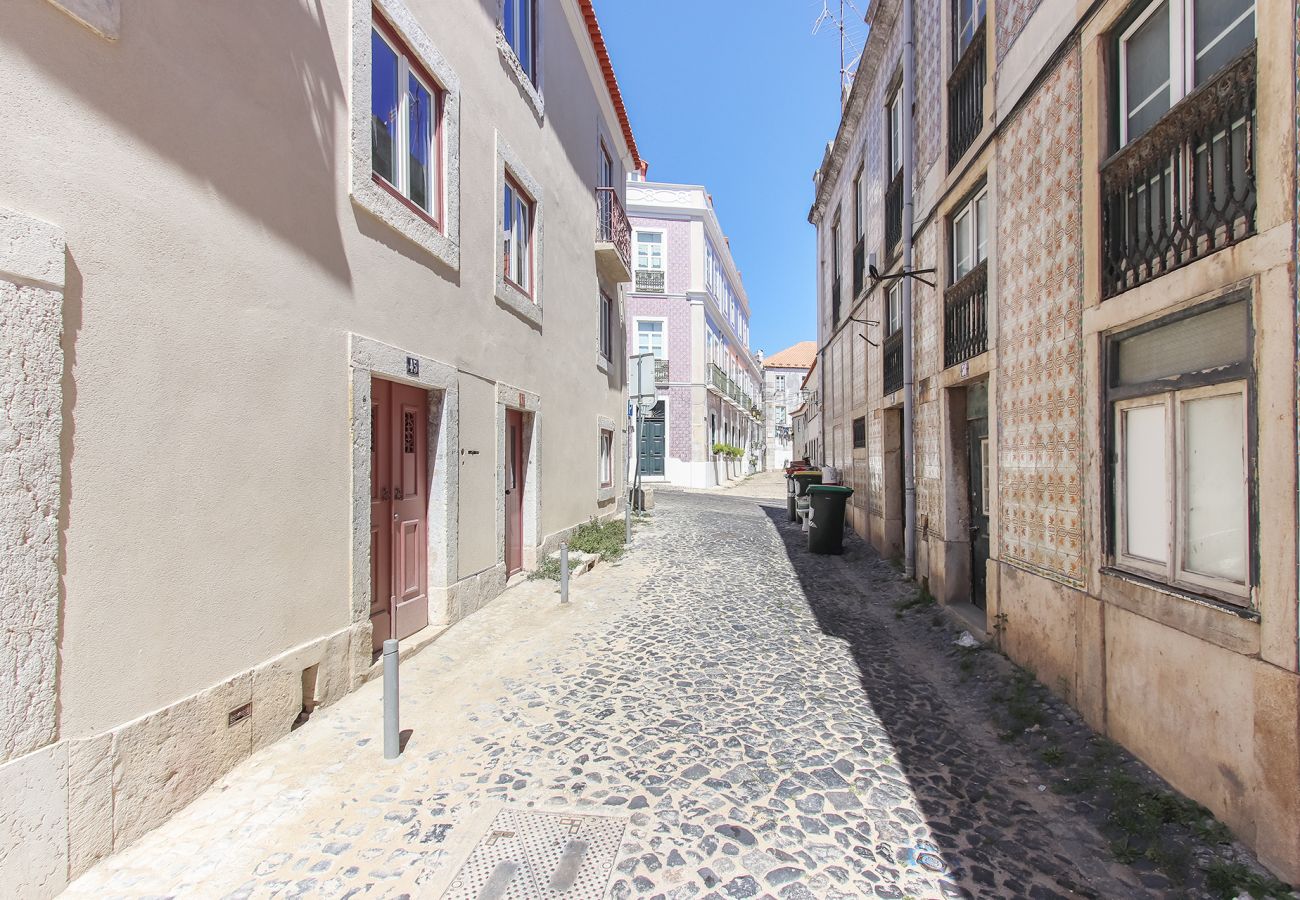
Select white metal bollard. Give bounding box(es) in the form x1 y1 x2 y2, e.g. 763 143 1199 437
383 639 400 760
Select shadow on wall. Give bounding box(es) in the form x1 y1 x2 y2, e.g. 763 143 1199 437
3 0 352 286
756 502 1118 899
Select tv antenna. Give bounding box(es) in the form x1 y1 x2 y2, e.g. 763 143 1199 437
812 0 866 99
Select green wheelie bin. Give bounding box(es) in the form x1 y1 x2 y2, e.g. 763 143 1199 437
807 484 854 554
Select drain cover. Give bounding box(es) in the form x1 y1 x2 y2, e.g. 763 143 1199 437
441 808 626 899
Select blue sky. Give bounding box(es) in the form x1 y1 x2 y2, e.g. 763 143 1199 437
596 0 851 357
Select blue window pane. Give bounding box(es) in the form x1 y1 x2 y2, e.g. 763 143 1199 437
409 74 433 212
503 183 515 280
518 0 532 82
503 0 516 51
371 30 398 184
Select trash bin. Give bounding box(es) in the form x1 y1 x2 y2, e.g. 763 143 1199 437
807 484 854 554
786 475 798 522
791 470 822 528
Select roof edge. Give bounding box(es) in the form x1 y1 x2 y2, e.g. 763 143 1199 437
578 0 642 171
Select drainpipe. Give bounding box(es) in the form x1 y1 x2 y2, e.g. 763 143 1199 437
902 0 918 580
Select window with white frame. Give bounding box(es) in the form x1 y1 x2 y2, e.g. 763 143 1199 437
599 428 613 488
887 88 904 176
1109 298 1252 603
885 281 903 335
636 320 665 359
502 175 534 294
502 0 538 85
599 290 614 360
775 373 787 393
950 184 989 282
1117 0 1255 146
635 230 664 271
372 18 443 221
852 168 865 241
954 0 986 59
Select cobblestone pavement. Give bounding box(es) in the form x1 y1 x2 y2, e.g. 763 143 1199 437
69 472 1180 899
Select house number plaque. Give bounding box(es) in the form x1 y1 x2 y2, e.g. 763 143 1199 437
406 356 420 377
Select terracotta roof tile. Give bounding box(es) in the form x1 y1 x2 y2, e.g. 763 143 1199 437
579 1 641 170
762 341 817 369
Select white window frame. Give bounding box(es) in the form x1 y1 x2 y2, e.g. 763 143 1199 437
885 281 903 335
950 184 989 282
371 25 442 220
598 290 614 361
1113 380 1250 601
635 229 666 272
503 175 535 295
1117 0 1257 146
503 0 538 84
599 428 614 488
887 88 904 176
853 167 866 240
634 317 667 360
954 0 986 60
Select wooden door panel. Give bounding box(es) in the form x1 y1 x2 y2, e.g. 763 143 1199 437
505 410 524 576
391 383 428 641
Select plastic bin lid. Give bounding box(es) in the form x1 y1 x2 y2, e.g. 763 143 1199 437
791 469 822 477
808 484 853 495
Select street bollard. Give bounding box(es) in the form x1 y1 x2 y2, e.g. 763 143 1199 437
624 501 631 544
383 639 400 760
559 541 570 604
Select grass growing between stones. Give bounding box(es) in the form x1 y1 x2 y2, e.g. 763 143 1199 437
527 518 630 582
1205 861 1294 900
892 585 936 618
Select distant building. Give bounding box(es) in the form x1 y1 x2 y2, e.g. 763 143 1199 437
625 179 763 487
761 341 816 468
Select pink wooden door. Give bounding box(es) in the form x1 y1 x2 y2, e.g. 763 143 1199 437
505 409 524 576
370 380 393 653
370 377 429 652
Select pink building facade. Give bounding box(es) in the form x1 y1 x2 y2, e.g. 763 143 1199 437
625 181 762 488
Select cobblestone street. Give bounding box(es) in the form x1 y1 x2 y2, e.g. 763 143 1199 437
66 474 1216 899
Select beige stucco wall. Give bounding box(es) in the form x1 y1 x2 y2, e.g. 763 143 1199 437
0 0 633 892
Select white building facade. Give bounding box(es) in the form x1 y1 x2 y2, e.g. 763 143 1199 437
625 180 763 488
760 341 815 469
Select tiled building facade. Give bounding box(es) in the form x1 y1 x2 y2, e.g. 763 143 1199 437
810 0 1299 881
625 181 763 488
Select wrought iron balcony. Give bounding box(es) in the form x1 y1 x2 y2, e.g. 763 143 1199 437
943 259 988 368
595 187 632 282
885 170 903 254
830 275 841 326
852 237 866 298
948 21 986 169
883 330 904 396
654 358 669 384
1100 45 1256 299
634 269 666 293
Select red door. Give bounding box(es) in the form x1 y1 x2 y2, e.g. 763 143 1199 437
505 409 525 576
370 377 430 652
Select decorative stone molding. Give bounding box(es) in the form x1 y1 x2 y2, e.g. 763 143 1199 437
596 415 617 502
350 0 462 268
46 0 118 39
495 26 545 119
494 382 541 569
348 334 460 636
0 208 63 769
494 132 545 327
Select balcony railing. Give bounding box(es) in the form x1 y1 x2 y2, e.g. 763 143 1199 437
709 363 727 394
654 358 669 384
852 237 866 298
1100 45 1256 299
596 186 631 271
883 330 904 396
634 269 665 293
948 21 986 169
830 275 841 326
885 170 903 254
943 259 988 368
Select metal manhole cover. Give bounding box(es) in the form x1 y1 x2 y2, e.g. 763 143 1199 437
441 808 626 899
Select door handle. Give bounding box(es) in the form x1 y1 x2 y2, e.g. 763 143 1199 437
393 513 399 522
